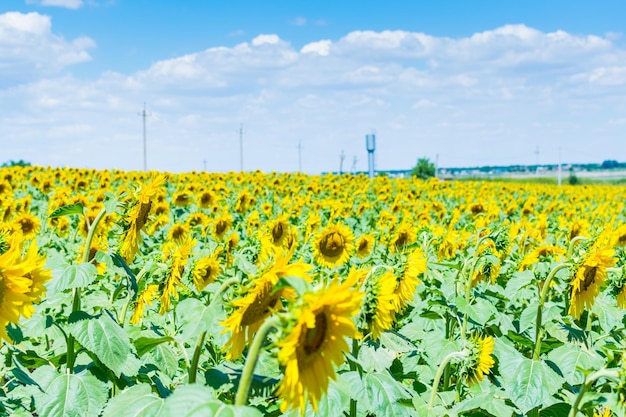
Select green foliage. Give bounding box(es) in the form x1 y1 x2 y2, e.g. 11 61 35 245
411 157 436 180
568 168 580 185
1 159 31 167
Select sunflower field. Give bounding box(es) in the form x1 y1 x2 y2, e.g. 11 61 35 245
1 165 626 417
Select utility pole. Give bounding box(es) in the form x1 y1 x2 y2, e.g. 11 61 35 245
238 124 244 172
138 103 148 171
535 145 540 174
339 150 346 174
297 140 303 172
203 160 207 172
558 146 562 186
435 153 439 179
351 156 358 173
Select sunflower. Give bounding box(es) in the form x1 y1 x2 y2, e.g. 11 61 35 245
12 213 40 240
192 255 221 291
0 238 51 341
167 223 190 241
267 215 290 248
568 246 616 319
393 248 427 312
119 175 167 262
159 236 196 314
130 284 159 325
221 252 312 360
391 223 416 252
518 244 566 271
312 223 354 268
465 334 495 385
197 189 216 209
471 240 500 286
593 407 612 417
276 268 364 413
211 213 233 241
171 191 192 207
355 234 375 258
360 269 397 340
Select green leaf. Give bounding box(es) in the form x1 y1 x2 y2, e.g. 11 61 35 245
537 402 571 417
32 366 108 417
358 344 396 373
379 330 418 354
48 203 84 219
452 384 516 417
157 384 262 417
110 252 139 300
176 298 225 343
133 336 175 357
68 311 140 377
49 258 98 292
507 358 564 413
103 191 120 214
102 384 165 417
546 344 604 385
362 372 415 417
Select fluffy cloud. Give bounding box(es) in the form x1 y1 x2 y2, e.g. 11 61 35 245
0 12 94 86
1 16 625 173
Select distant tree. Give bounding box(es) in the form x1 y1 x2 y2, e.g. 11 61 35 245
568 168 580 185
1 159 31 168
601 160 619 169
411 157 436 180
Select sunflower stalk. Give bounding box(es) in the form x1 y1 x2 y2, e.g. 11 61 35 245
533 262 571 360
568 368 619 417
428 350 469 409
567 235 588 259
67 206 107 373
234 317 280 406
188 331 207 384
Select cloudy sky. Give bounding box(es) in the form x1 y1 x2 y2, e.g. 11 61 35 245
1 1 625 173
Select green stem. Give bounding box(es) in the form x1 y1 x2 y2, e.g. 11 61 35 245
533 263 571 360
188 331 207 384
567 236 588 259
460 257 479 338
211 277 240 306
234 318 280 406
428 350 469 409
118 264 151 325
568 369 619 417
349 338 360 417
66 207 108 373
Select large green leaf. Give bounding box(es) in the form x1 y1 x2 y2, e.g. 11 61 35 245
32 366 108 417
157 384 261 417
176 298 225 343
452 384 516 417
102 384 165 417
362 372 415 417
507 358 564 413
547 344 604 385
48 256 98 292
134 336 175 357
48 203 84 219
358 344 396 373
68 311 140 377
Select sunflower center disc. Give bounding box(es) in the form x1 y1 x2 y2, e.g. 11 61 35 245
581 266 597 292
320 232 344 258
303 311 327 356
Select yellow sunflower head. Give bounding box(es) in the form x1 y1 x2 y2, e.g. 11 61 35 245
355 234 375 258
192 255 221 291
359 269 397 340
276 268 364 413
464 334 495 386
12 213 40 240
393 248 427 312
568 246 616 319
267 215 291 248
312 223 354 268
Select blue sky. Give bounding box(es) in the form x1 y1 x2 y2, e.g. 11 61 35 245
1 0 626 173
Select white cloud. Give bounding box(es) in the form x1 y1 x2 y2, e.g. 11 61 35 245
26 0 83 9
1 22 626 172
291 17 306 26
0 12 94 86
